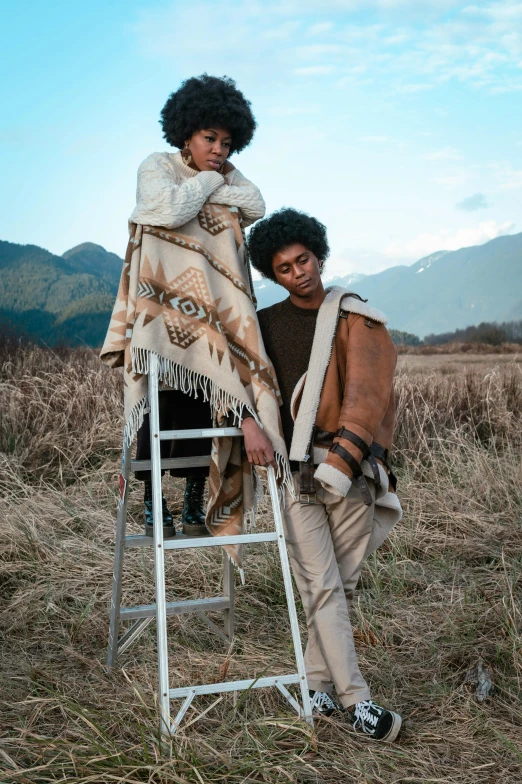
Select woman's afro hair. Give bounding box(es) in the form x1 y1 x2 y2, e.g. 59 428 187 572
160 74 256 155
247 208 330 282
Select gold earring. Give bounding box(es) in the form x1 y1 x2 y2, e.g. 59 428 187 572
181 142 192 165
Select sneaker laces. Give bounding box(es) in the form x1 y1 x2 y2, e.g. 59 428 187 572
352 700 383 734
310 691 339 712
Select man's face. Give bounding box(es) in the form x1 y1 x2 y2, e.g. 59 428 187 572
272 243 322 299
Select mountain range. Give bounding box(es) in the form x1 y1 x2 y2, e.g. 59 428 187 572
256 233 522 337
0 232 520 346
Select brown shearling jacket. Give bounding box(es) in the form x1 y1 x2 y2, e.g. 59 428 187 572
289 288 399 504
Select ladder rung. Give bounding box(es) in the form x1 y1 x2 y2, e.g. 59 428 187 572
131 456 211 472
169 673 301 699
120 596 230 620
159 427 243 441
125 531 279 549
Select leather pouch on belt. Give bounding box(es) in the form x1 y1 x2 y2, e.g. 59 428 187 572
299 459 317 504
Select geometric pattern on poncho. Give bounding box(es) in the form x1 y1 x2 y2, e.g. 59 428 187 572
198 204 237 238
163 267 212 349
135 262 279 394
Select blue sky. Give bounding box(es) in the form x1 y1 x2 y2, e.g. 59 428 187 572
1 0 521 277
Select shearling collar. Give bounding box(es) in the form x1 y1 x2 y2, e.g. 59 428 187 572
289 287 386 462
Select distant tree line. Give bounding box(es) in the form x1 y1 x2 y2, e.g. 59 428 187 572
424 320 522 346
389 329 422 346
3 306 521 352
0 307 112 349
389 320 522 347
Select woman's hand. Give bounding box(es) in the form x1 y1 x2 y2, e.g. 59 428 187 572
241 417 275 467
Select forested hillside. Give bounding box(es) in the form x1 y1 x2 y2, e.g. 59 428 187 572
1 231 521 345
0 241 119 346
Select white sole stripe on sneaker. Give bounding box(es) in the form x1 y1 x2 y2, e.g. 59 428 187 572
382 711 402 742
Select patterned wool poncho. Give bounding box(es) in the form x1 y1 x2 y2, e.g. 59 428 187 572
100 204 291 568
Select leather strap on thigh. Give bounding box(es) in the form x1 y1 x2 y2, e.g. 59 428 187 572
370 441 397 492
329 442 373 506
335 427 382 494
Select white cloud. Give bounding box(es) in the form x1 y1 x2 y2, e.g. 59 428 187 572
463 3 522 22
396 82 434 93
383 32 411 45
296 44 343 56
293 65 335 75
433 169 472 187
266 105 319 116
489 162 522 190
384 219 515 258
132 0 522 94
263 21 303 41
326 247 407 277
425 146 462 160
307 22 334 36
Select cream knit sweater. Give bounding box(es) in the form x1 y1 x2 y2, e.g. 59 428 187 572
129 151 266 229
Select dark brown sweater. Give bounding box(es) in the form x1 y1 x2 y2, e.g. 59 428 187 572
258 298 319 455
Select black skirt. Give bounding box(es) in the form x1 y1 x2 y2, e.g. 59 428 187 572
134 389 212 480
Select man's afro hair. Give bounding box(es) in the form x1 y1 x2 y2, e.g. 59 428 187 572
160 74 256 155
247 208 330 282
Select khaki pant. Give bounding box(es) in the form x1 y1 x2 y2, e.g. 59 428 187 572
284 472 374 709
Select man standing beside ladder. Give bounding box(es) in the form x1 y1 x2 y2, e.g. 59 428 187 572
245 208 404 742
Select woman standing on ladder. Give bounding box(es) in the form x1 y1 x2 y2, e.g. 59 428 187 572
103 74 277 540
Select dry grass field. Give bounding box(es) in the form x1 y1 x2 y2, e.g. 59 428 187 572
397 352 522 376
1 344 522 783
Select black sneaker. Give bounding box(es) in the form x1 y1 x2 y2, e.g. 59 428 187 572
309 690 344 717
143 481 176 538
347 700 402 741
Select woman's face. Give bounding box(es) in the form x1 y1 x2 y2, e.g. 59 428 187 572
186 128 232 171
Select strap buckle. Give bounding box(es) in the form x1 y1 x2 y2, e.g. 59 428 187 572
299 492 318 505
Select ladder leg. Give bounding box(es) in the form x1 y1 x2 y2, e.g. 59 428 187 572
170 691 196 735
275 681 301 716
116 617 154 657
149 357 172 738
222 550 235 643
267 467 314 728
107 437 131 669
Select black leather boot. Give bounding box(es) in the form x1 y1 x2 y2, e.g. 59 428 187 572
181 477 208 536
144 480 176 538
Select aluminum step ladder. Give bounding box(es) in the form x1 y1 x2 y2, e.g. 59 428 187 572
107 355 313 736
